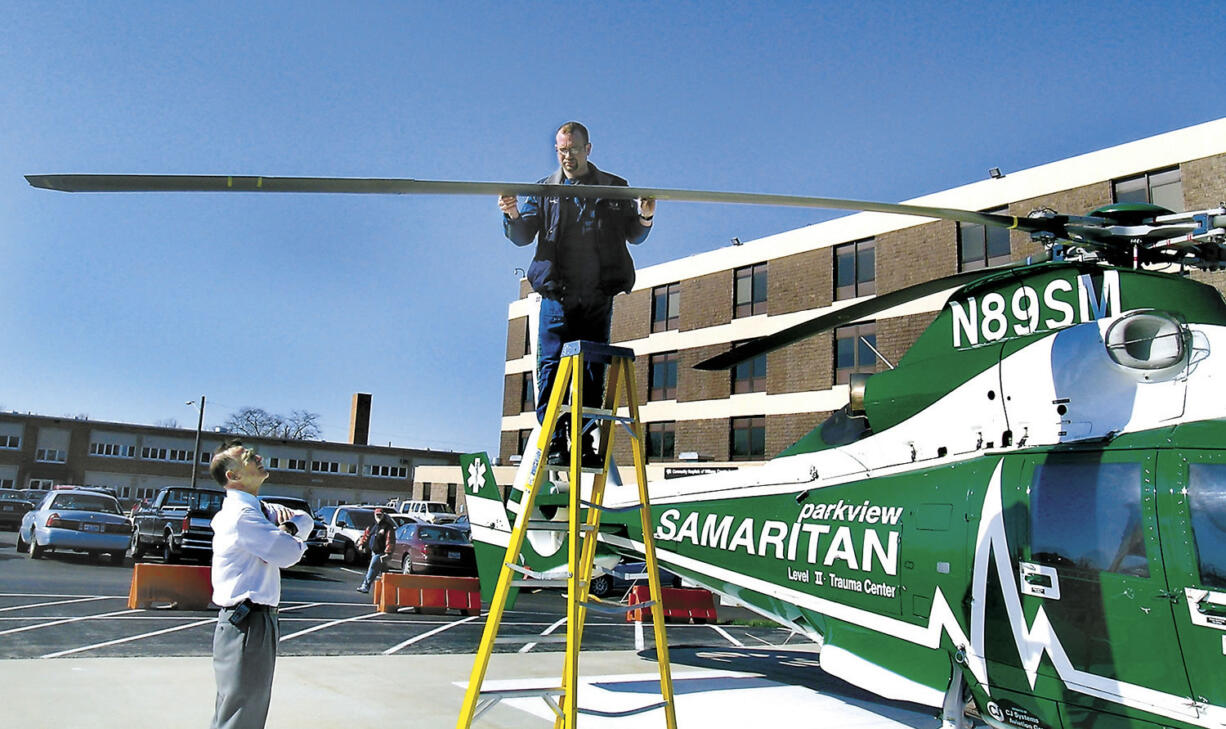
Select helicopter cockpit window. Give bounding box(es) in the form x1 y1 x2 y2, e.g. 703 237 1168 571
1187 464 1226 589
1029 460 1148 577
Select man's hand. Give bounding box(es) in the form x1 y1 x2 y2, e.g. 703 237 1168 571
498 195 520 220
637 197 655 224
266 503 295 525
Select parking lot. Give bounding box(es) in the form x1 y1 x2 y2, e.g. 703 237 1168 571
0 530 798 661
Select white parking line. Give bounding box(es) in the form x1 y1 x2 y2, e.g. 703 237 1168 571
36 602 325 658
0 609 141 637
519 617 567 654
40 617 217 658
383 615 480 655
708 624 745 647
0 596 111 612
280 609 381 641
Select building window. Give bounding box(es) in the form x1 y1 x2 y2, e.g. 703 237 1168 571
35 448 67 463
28 479 56 491
730 416 765 460
651 282 681 332
0 478 13 489
835 322 878 384
90 442 135 458
835 239 875 300
287 458 308 471
958 208 1011 271
646 421 675 462
141 447 192 462
520 372 535 413
312 460 357 475
731 346 767 394
649 351 678 401
199 451 211 464
516 429 532 458
734 263 768 318
1113 167 1183 211
366 464 408 479
0 435 20 449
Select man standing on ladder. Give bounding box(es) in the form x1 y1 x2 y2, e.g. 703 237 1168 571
499 121 655 466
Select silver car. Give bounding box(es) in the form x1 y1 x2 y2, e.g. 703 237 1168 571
17 489 131 563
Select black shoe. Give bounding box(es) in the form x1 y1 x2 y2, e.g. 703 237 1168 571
581 448 602 469
547 448 571 466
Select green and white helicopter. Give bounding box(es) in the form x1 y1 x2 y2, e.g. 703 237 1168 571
26 172 1226 729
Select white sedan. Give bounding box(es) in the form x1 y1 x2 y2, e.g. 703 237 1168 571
17 489 131 563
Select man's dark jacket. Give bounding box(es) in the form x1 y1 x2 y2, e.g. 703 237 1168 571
503 162 649 299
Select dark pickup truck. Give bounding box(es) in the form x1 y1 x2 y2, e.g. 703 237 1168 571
129 486 225 563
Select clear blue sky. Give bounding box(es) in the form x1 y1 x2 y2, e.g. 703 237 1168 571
2 1 1223 453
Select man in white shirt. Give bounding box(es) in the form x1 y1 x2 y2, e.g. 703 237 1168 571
208 438 314 729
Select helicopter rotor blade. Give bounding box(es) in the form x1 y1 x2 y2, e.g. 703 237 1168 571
693 264 1031 371
25 173 1068 237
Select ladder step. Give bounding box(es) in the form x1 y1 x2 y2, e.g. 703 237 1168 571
558 405 634 423
579 499 642 514
494 634 569 644
526 519 595 533
512 579 571 588
544 464 605 475
506 563 569 580
578 701 670 718
580 599 654 615
479 687 564 699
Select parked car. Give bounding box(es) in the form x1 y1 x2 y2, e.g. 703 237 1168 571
17 489 131 563
588 560 683 598
396 500 458 524
320 505 381 564
0 490 35 530
20 489 50 507
129 486 225 563
452 514 470 540
258 495 330 564
386 522 476 576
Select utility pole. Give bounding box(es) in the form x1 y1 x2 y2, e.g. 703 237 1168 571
188 395 205 490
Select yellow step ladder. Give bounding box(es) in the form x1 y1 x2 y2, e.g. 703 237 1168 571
456 340 678 729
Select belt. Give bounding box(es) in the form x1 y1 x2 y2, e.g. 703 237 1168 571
222 599 276 612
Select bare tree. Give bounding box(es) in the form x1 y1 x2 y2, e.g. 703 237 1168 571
155 417 180 429
222 407 322 440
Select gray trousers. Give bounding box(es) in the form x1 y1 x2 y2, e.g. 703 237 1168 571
211 605 279 729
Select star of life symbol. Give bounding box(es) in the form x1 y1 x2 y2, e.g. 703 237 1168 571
466 460 487 494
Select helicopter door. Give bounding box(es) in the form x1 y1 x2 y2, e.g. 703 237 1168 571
1156 451 1226 718
1011 451 1192 721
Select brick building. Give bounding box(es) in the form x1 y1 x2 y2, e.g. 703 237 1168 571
497 117 1226 475
0 412 462 510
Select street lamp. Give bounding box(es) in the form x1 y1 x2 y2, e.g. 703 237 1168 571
186 396 206 490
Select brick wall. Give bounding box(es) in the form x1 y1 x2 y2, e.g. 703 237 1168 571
768 412 831 457
676 419 730 462
679 345 731 402
770 247 831 316
766 336 830 394
877 221 959 295
877 312 939 369
612 289 650 343
681 271 731 331
506 316 529 360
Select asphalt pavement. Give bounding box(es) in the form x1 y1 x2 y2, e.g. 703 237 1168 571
0 530 960 727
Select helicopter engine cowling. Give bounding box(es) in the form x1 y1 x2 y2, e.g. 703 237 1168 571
1103 310 1190 382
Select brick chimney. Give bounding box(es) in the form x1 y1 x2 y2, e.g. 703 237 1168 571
349 393 372 445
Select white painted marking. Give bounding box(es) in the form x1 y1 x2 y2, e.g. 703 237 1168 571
0 609 140 636
279 610 381 641
35 603 323 658
708 624 745 647
339 567 365 575
0 596 109 612
519 617 566 654
40 618 216 658
383 615 480 655
635 619 644 651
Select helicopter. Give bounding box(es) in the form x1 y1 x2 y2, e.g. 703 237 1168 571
25 171 1226 729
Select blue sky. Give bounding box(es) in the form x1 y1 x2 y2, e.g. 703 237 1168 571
2 1 1223 453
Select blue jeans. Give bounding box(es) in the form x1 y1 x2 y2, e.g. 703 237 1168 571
360 551 384 590
536 295 613 427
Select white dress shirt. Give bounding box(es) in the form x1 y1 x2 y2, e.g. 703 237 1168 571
210 490 314 608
